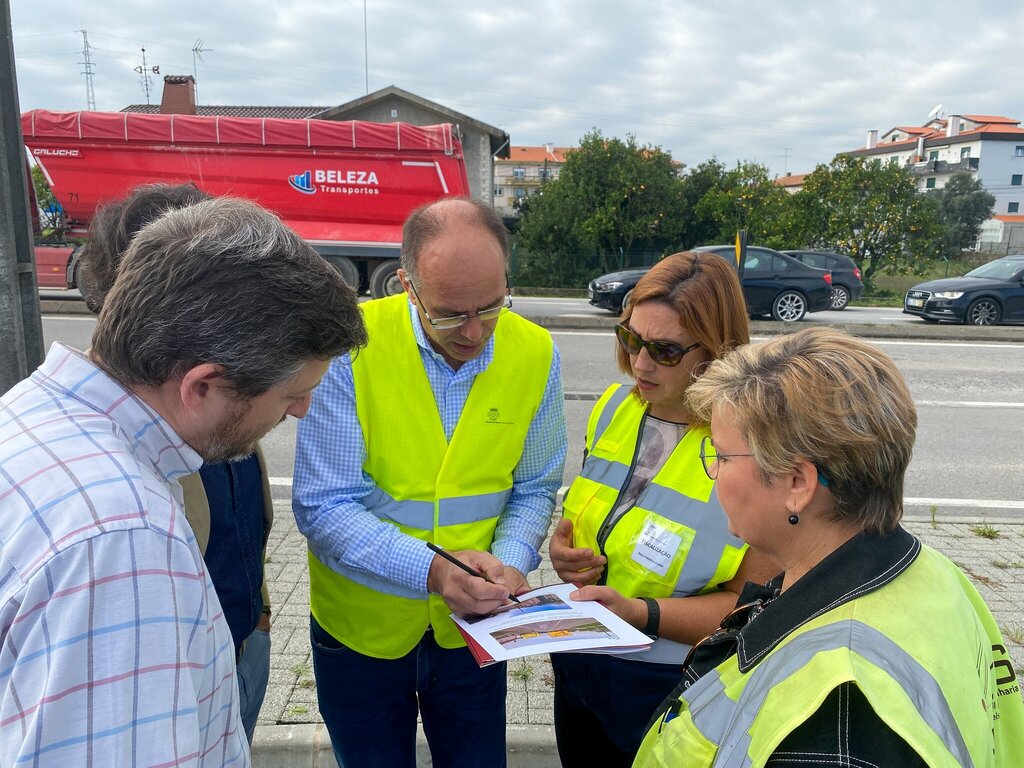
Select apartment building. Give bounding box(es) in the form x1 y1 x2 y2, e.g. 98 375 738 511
493 144 569 220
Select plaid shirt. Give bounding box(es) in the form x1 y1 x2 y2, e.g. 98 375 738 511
0 344 248 767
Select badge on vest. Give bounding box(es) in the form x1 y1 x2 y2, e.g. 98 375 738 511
485 407 512 425
631 520 684 577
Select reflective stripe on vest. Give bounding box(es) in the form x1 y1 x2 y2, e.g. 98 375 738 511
562 383 746 664
679 620 972 768
308 294 553 658
636 545 1024 767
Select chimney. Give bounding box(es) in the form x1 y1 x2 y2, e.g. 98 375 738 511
946 115 961 138
866 129 878 149
159 75 197 115
916 137 926 162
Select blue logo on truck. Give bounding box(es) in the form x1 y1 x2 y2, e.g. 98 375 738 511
288 170 316 195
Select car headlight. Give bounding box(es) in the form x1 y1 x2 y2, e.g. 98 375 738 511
932 291 964 299
596 281 623 292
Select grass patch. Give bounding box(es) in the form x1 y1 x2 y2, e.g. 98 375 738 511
930 504 938 529
970 523 1001 540
287 705 309 716
289 661 311 678
993 560 1024 570
509 664 534 682
1002 625 1024 645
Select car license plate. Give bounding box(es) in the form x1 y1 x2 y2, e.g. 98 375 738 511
907 298 924 308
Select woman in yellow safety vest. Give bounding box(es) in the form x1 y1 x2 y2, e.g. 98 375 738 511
634 326 1024 767
550 252 777 767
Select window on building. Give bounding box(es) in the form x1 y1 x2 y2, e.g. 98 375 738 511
1017 146 1024 157
494 187 503 197
512 167 526 179
1010 202 1021 214
513 188 526 199
1012 174 1023 186
925 177 936 189
960 147 971 158
928 150 939 161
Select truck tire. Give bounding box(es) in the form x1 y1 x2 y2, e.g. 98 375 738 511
324 256 359 290
370 260 403 298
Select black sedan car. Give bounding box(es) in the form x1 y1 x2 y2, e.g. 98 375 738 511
783 250 864 310
903 255 1024 325
588 246 832 322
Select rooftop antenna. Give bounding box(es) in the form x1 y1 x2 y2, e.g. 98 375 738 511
927 103 943 121
77 30 96 110
191 39 214 106
780 146 792 176
133 47 160 105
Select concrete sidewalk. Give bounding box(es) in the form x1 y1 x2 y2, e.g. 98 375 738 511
252 504 1024 767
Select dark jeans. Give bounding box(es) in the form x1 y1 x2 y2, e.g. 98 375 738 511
551 651 683 768
310 616 507 768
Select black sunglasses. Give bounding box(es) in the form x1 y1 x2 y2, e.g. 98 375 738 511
614 324 702 367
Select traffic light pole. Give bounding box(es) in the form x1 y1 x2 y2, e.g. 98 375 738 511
0 0 44 394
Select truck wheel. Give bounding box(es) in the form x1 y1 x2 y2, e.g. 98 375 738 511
324 256 359 290
370 260 403 298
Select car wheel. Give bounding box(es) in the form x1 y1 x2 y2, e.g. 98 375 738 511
324 256 360 291
771 291 807 322
618 289 634 315
966 298 1001 326
829 285 851 311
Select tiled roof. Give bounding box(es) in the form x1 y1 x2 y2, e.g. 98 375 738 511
775 173 807 187
498 145 570 163
994 215 1024 223
122 105 330 119
963 115 1019 125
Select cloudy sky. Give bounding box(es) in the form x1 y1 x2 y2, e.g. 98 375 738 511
11 0 1024 177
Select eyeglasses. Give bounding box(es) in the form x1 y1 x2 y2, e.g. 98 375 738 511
407 279 512 330
699 435 831 486
699 435 753 480
614 324 702 367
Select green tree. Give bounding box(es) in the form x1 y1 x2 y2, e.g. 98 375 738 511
789 156 945 290
692 161 792 248
30 163 60 231
515 130 685 286
931 172 995 257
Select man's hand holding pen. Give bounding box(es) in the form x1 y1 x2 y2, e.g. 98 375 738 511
426 548 523 617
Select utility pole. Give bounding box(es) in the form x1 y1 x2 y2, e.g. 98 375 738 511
363 0 369 94
78 29 96 110
0 0 45 392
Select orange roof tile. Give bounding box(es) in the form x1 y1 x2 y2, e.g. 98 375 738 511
994 215 1024 223
963 115 1019 125
775 173 807 187
499 145 570 163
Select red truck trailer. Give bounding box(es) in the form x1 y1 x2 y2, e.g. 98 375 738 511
22 109 471 296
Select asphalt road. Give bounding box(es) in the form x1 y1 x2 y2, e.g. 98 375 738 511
39 312 1024 521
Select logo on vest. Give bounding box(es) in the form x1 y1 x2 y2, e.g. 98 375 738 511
485 407 512 425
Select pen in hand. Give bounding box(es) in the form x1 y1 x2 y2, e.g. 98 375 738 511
426 542 522 604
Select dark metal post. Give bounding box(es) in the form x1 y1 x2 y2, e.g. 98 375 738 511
0 0 45 393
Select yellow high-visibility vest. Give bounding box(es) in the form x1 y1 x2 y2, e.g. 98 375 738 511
308 295 553 658
562 384 747 662
634 544 1024 767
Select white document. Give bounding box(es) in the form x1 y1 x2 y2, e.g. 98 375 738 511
451 582 653 665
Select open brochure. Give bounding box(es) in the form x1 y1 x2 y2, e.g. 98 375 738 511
451 583 653 667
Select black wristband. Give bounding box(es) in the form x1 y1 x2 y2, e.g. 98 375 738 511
641 597 660 637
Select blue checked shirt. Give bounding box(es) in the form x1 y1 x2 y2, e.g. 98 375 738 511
293 303 567 593
0 344 247 767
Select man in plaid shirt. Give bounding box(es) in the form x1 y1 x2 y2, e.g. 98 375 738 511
0 197 366 766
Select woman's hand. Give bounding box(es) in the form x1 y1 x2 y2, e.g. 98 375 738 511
549 518 606 586
570 585 647 629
